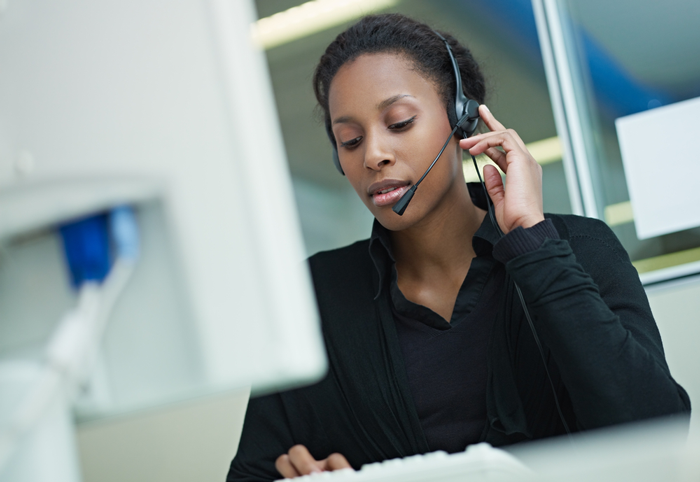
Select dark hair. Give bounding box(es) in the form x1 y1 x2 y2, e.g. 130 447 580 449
312 13 486 148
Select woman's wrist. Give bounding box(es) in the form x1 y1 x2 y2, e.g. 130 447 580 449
517 214 546 230
492 218 559 264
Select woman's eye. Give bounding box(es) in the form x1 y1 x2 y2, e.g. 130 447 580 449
340 136 362 149
389 116 416 130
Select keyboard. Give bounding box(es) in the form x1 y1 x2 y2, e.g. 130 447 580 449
277 443 531 481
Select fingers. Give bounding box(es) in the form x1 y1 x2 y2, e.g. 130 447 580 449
463 133 521 172
275 454 301 479
460 105 544 233
482 147 506 173
478 104 505 132
459 107 535 177
276 446 353 479
483 164 504 208
285 445 323 477
461 105 527 153
324 453 352 471
479 105 528 150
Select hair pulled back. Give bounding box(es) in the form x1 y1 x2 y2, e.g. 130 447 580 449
313 13 486 148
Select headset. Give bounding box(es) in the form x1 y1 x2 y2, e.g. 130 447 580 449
327 33 480 178
328 30 572 438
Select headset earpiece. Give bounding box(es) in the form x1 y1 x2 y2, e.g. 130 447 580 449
461 99 480 138
434 31 480 139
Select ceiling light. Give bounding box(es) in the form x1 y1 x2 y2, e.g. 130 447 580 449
252 0 399 50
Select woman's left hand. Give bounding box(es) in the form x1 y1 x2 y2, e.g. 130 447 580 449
459 105 544 234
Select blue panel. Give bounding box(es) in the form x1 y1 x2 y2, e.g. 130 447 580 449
448 0 674 117
581 34 673 117
59 214 111 288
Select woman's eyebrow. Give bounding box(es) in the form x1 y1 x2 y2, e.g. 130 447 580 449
376 94 414 111
333 115 353 125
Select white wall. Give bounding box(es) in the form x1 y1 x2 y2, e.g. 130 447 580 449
76 388 250 482
646 276 700 432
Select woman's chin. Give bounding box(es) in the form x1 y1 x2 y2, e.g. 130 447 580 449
371 205 424 232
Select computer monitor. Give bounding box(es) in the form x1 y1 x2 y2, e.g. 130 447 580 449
0 0 326 420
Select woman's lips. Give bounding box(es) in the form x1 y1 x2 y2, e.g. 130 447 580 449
371 184 411 207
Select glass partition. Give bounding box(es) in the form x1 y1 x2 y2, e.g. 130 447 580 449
533 0 700 284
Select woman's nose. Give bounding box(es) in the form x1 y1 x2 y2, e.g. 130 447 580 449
363 133 395 171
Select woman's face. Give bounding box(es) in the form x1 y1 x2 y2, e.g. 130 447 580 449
328 53 465 231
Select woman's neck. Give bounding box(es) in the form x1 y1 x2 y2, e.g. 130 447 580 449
390 181 486 286
391 184 486 276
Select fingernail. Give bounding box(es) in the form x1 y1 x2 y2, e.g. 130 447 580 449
481 104 490 113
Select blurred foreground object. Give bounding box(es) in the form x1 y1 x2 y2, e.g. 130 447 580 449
0 0 326 480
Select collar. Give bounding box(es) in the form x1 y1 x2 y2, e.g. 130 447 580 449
369 182 501 299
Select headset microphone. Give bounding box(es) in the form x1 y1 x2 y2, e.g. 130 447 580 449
392 31 480 216
392 112 475 215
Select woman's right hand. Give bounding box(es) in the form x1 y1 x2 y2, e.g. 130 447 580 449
275 445 352 479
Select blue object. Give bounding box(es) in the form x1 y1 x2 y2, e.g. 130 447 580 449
110 205 140 261
59 214 111 288
59 206 140 288
581 34 673 117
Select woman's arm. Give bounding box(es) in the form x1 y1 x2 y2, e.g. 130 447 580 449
227 394 296 481
227 376 353 481
461 105 689 428
498 217 690 429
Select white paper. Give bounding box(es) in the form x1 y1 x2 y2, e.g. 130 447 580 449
615 96 700 239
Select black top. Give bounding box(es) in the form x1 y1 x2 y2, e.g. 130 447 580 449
369 217 503 453
227 185 691 482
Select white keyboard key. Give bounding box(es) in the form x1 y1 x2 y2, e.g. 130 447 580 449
276 443 531 481
359 462 383 472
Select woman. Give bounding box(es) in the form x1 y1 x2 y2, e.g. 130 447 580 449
227 14 689 481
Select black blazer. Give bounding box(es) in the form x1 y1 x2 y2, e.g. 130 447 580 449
227 213 690 482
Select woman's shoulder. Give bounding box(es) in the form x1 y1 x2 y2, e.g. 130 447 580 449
308 239 371 269
307 240 379 326
545 213 630 264
307 239 374 290
546 213 618 242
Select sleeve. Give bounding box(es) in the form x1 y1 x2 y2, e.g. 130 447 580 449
226 394 296 482
493 217 690 430
227 383 339 481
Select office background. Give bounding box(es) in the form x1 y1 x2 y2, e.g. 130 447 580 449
63 0 700 480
